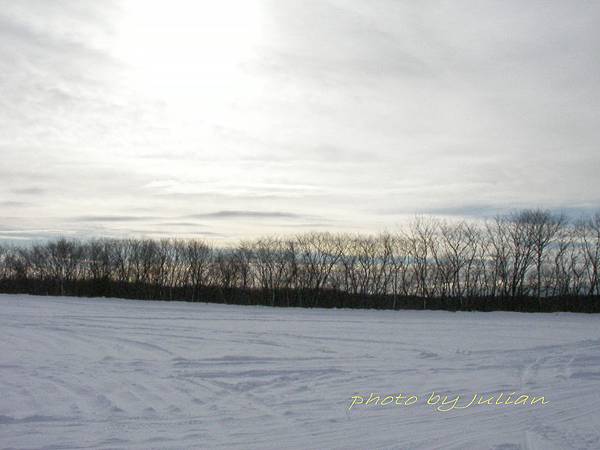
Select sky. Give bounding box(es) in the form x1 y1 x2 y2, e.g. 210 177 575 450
1 0 599 242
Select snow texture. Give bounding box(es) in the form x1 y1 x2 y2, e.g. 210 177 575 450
1 294 599 449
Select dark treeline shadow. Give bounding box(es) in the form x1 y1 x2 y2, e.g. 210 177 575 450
1 209 599 313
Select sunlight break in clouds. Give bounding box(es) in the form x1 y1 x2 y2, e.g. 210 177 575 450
114 0 266 117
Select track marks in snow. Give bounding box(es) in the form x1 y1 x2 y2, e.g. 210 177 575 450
1 294 600 449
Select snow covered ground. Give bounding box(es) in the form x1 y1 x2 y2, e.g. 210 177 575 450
1 294 599 449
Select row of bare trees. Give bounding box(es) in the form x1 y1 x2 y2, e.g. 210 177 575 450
1 209 599 312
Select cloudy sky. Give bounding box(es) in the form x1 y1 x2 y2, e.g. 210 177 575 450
1 0 599 242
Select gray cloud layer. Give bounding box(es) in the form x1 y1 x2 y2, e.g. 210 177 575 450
189 210 307 220
1 0 599 240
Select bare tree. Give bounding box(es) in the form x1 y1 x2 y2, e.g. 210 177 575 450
184 240 212 301
524 210 567 301
578 213 600 296
404 217 436 304
295 233 344 307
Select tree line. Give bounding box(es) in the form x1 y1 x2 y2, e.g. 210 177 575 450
1 209 599 312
